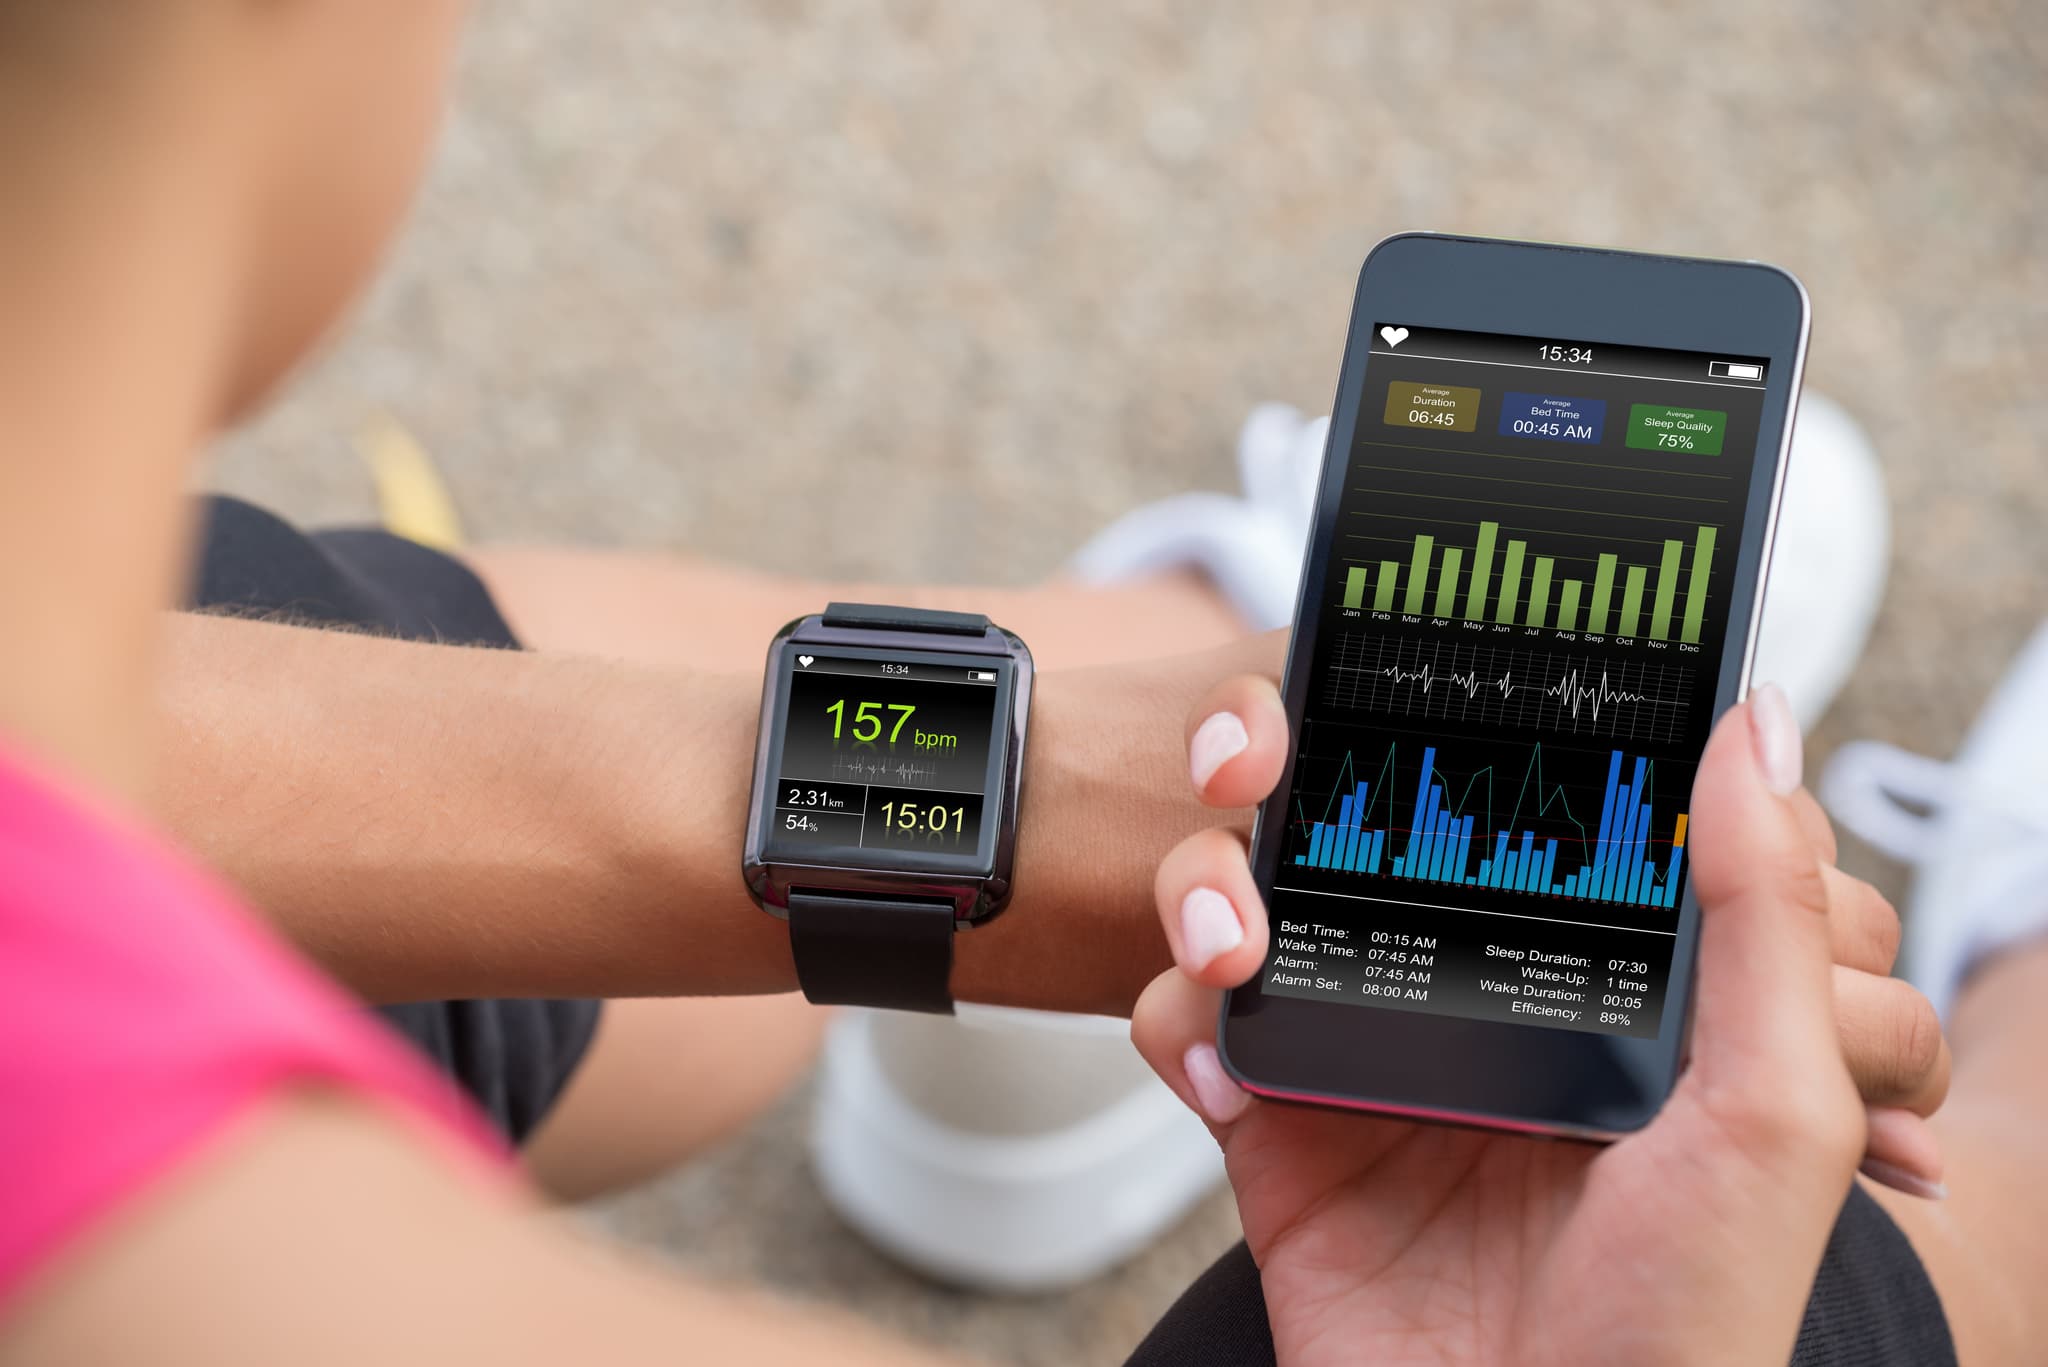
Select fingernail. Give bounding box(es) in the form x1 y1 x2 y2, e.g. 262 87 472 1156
1748 682 1802 796
1184 1042 1251 1124
1863 1107 1945 1191
1190 711 1250 793
1180 886 1245 971
1860 1157 1949 1202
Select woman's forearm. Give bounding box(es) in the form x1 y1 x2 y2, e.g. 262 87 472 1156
155 611 788 1001
154 611 1252 1011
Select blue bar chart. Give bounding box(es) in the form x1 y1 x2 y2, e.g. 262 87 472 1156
1293 744 1688 910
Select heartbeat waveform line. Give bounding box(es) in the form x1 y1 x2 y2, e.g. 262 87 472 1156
1365 660 1659 727
829 754 941 785
1321 633 1692 745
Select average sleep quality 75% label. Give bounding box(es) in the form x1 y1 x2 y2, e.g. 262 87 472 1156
1626 404 1726 455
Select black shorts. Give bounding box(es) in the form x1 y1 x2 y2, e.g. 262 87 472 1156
189 495 601 1146
187 495 1954 1365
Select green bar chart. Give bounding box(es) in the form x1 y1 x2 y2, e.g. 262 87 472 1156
1337 521 1719 644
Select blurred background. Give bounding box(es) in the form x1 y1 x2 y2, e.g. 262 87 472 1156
208 1 2047 1361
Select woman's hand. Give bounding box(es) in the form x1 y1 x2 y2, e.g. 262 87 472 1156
1135 677 1945 1364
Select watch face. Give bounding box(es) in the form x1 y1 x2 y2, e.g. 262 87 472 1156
759 646 1010 875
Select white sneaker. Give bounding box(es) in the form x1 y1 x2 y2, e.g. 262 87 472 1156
809 1006 1224 1292
1068 402 1326 630
1822 622 2048 1018
1070 394 1890 730
1750 393 1890 730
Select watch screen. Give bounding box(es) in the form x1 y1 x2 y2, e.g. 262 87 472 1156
764 651 1004 864
1262 324 1773 1039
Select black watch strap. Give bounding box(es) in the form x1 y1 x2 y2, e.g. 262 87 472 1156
820 601 992 636
786 890 957 1014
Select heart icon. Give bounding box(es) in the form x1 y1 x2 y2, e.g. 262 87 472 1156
798 655 814 667
1380 326 1409 348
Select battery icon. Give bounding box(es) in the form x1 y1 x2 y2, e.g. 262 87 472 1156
1708 361 1764 380
968 669 998 682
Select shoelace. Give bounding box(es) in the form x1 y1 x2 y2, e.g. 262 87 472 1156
1067 403 1332 631
1824 737 2048 1013
1233 402 1327 536
1819 740 1961 865
1824 738 2048 915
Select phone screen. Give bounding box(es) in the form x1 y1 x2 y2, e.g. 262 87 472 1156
1263 324 1772 1039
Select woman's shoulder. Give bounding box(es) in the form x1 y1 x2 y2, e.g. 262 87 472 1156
0 743 501 1317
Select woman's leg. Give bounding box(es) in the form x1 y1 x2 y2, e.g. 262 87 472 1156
1868 940 2048 1364
521 994 829 1201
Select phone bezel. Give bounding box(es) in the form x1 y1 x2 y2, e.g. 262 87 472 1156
1220 233 1810 1139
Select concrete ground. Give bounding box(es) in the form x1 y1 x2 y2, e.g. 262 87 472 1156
210 2 2048 1362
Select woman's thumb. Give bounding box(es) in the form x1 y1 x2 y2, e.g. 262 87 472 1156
1684 685 1845 1095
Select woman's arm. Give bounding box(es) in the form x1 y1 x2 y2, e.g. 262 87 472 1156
153 609 1223 1011
3 1090 966 1366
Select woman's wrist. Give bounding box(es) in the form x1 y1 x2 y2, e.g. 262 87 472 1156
600 661 803 997
954 643 1276 1015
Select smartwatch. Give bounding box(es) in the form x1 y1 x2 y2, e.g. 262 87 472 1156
742 602 1033 1013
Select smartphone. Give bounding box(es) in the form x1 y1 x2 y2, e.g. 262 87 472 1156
1222 233 1808 1139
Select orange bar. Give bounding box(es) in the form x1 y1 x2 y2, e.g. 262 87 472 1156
1672 814 1689 847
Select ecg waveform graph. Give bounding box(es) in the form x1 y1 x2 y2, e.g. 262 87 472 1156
830 754 940 786
1321 633 1693 745
1291 740 1687 910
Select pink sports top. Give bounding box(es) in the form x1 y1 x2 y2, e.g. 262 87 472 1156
0 744 503 1314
